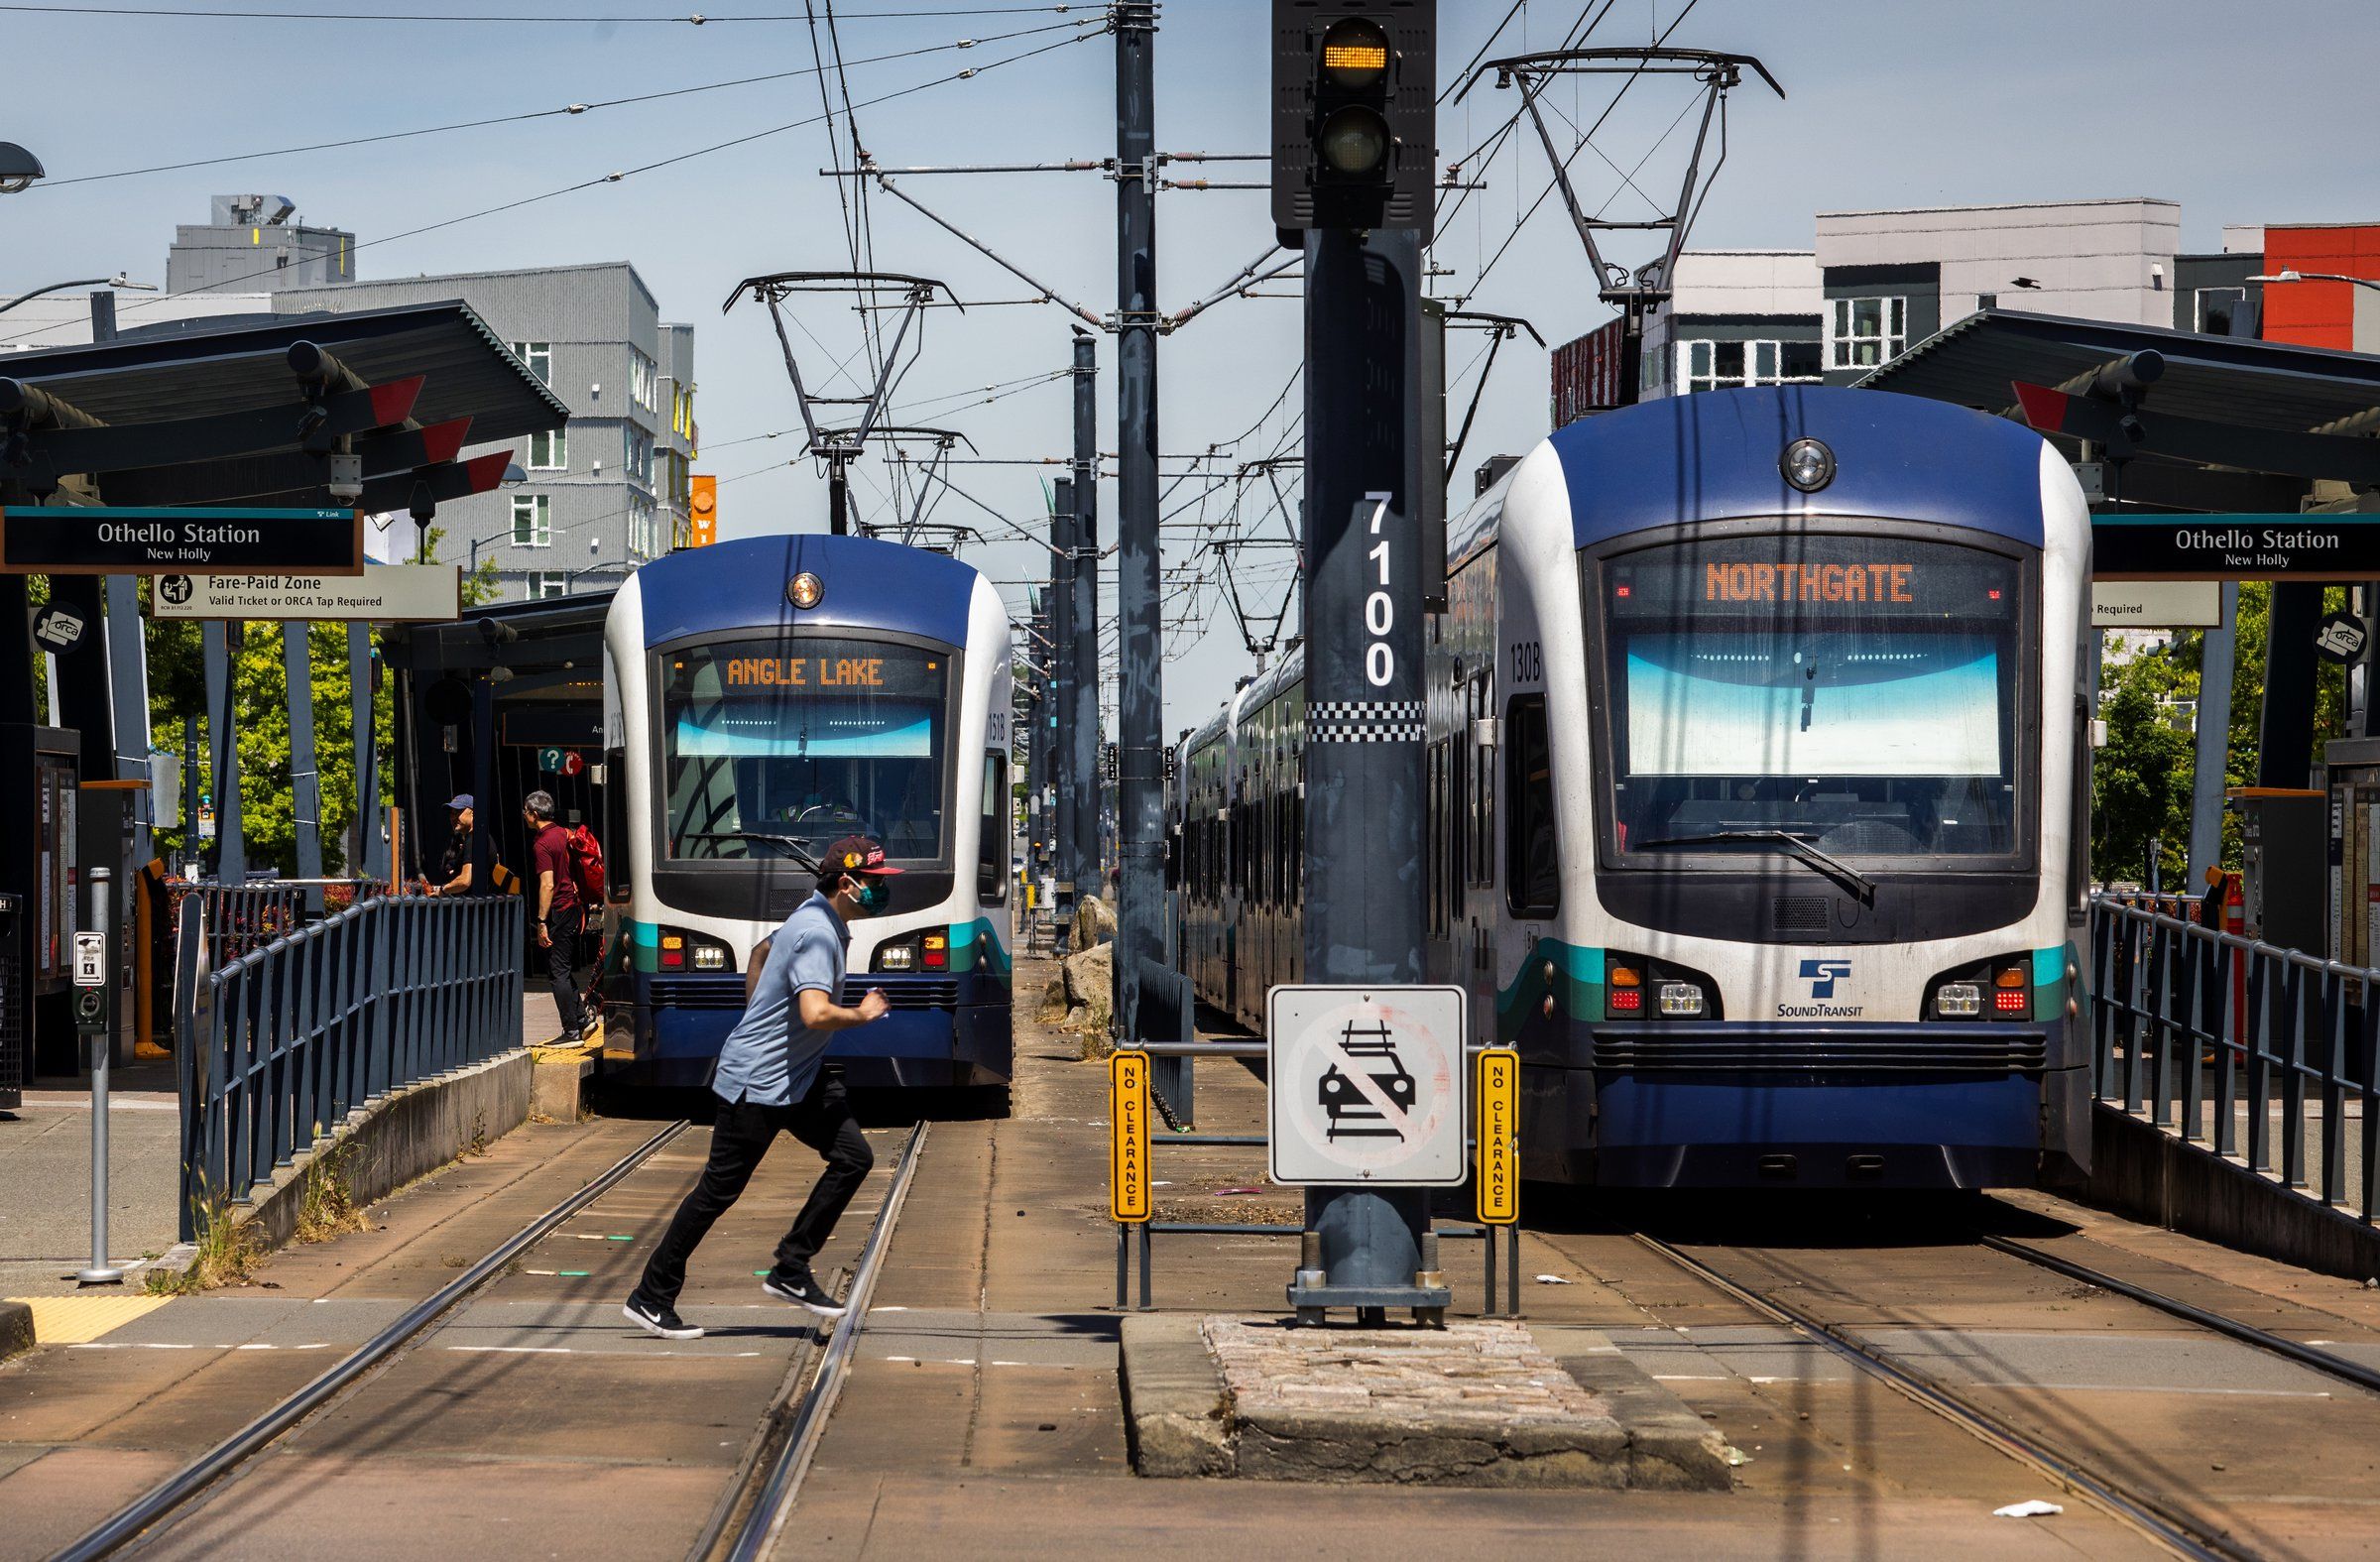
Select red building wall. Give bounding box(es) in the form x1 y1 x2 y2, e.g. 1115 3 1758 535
2261 223 2380 349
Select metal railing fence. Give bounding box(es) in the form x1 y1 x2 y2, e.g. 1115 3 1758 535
2091 894 2380 1219
176 892 525 1240
171 879 389 970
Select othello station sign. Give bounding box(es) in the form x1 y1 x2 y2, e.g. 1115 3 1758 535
0 506 364 575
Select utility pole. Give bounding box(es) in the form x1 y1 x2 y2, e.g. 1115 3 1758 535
1070 330 1104 912
1050 476 1079 929
1112 0 1164 1038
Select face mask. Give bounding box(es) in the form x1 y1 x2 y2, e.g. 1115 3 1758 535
852 881 891 915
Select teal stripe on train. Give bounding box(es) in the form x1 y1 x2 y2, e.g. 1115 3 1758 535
1496 939 1604 1040
949 918 1012 976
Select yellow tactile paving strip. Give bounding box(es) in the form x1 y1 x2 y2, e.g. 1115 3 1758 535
7 1294 171 1345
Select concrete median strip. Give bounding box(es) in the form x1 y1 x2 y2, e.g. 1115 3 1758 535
1121 1313 1733 1489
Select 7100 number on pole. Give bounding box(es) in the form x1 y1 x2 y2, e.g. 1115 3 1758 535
1365 491 1395 686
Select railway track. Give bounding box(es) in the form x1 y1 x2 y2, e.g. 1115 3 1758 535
55 1120 693 1562
691 1121 927 1562
51 1117 926 1562
1630 1232 2249 1562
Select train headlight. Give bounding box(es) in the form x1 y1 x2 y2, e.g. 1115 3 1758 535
658 929 736 974
1780 436 1836 493
877 943 916 972
1935 982 1982 1018
787 571 825 610
1657 981 1706 1018
691 944 727 973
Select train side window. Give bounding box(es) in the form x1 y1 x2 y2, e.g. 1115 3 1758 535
1425 740 1446 938
1504 696 1559 916
1471 671 1496 888
980 754 1008 904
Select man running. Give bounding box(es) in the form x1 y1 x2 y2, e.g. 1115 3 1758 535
623 835 895 1341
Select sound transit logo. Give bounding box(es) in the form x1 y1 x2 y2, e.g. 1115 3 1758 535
1779 958 1860 1019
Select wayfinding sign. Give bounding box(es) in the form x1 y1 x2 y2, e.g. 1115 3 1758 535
151 564 459 623
1267 984 1466 1186
0 507 364 576
2093 514 2380 582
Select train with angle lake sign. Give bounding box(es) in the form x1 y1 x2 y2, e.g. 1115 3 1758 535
599 534 1015 1102
1173 385 2094 1189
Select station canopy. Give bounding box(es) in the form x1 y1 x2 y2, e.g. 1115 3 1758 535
1858 308 2380 506
0 299 566 511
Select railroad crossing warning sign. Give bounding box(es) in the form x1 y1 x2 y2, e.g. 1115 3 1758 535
1266 985 1467 1186
1477 1046 1519 1224
1110 1050 1151 1222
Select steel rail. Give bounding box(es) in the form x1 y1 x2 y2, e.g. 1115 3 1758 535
1631 1233 2242 1562
55 1119 692 1562
725 1120 929 1562
1978 1232 2380 1397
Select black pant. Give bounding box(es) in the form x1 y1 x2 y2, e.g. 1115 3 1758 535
630 1074 875 1310
543 902 585 1035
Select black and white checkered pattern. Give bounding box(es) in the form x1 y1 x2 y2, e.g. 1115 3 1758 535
1308 699 1426 744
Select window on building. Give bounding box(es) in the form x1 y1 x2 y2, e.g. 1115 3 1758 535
630 495 658 560
1827 297 1907 369
2198 287 2251 337
524 571 566 600
509 341 552 386
631 349 657 412
512 493 550 547
624 428 654 489
1676 338 1824 394
528 427 566 471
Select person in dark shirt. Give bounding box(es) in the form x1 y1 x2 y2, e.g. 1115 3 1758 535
525 789 586 1040
424 794 475 897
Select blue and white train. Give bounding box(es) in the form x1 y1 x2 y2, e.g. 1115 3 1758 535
598 534 1015 1095
1176 386 2093 1188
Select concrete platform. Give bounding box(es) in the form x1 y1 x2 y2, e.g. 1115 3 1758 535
1121 1314 1732 1489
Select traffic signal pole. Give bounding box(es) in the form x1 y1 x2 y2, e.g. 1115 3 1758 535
1113 0 1165 1033
1275 0 1444 1323
1292 223 1440 1317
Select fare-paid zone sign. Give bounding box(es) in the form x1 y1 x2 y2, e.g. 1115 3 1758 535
0 506 364 575
1110 1050 1151 1222
1267 985 1467 1186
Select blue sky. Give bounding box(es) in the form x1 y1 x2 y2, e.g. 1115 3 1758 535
5 0 2377 726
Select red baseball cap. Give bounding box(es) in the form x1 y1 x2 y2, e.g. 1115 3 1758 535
822 835 902 876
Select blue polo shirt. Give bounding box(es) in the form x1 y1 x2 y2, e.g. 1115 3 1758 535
710 892 846 1107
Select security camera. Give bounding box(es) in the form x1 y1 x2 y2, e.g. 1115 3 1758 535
326 451 363 502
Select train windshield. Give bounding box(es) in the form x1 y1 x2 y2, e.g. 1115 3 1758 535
1597 534 2025 862
658 637 950 863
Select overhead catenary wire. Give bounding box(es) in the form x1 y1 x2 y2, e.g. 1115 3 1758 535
0 22 1107 348
0 1 1082 21
32 16 1107 187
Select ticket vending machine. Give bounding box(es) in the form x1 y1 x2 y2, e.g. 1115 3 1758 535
2230 786 2327 956
0 727 83 1078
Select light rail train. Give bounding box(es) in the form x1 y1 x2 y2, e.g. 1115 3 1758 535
1175 386 2093 1188
597 534 1015 1098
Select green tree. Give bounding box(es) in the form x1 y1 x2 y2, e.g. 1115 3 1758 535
2092 672 2193 886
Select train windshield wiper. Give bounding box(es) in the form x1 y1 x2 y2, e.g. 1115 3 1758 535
1635 828 1877 905
677 830 821 869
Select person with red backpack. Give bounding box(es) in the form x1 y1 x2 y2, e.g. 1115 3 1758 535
524 789 590 1043
564 817 607 1038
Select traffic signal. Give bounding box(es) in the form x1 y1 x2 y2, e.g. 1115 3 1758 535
1271 0 1435 238
688 473 718 547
